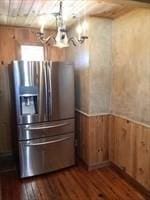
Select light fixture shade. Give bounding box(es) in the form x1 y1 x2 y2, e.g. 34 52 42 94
54 27 69 48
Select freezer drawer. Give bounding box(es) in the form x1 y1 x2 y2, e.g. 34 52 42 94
19 133 75 178
18 119 74 140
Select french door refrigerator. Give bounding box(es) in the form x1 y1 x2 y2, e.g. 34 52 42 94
11 60 75 178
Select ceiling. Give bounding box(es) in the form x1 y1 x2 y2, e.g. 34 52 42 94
0 0 149 29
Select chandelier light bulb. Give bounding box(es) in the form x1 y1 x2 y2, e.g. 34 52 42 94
40 24 44 34
76 24 82 35
39 16 47 33
76 24 83 40
82 20 88 35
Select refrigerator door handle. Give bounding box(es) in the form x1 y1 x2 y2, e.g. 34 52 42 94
25 123 69 130
44 63 48 119
46 62 52 120
25 136 72 146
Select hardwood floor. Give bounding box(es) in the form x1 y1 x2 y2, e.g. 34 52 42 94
0 165 146 200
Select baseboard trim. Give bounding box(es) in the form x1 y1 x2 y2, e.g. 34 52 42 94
79 159 110 171
88 160 110 171
110 162 150 200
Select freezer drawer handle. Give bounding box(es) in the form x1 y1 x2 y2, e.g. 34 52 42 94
25 123 69 130
25 136 72 146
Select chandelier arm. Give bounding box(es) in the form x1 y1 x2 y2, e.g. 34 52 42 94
79 36 88 44
39 35 56 44
68 36 88 46
68 37 78 46
46 36 56 44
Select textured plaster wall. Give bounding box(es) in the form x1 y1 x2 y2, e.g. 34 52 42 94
67 9 150 126
89 18 112 114
111 9 150 125
67 17 112 114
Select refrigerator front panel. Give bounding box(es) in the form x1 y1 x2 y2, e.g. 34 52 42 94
47 62 74 121
19 133 75 178
12 61 48 124
18 119 74 140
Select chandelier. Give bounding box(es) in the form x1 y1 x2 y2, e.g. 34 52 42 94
36 0 88 48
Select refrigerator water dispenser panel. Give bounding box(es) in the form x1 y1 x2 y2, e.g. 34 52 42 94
20 96 37 115
19 86 38 115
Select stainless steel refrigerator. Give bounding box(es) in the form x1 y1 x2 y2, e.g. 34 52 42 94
10 60 75 178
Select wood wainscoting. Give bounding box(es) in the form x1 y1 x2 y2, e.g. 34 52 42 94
75 111 110 169
76 111 150 194
109 115 150 191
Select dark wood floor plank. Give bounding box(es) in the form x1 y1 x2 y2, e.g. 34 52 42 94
62 170 88 200
75 166 120 200
56 170 87 200
47 173 70 200
98 167 144 200
36 176 54 200
24 180 37 200
1 172 26 200
31 178 44 200
13 176 28 200
70 167 108 200
1 173 12 200
69 170 92 200
0 165 145 200
96 169 134 200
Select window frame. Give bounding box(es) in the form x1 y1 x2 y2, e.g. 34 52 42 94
16 42 46 61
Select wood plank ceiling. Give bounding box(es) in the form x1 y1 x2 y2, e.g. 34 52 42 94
0 0 149 29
